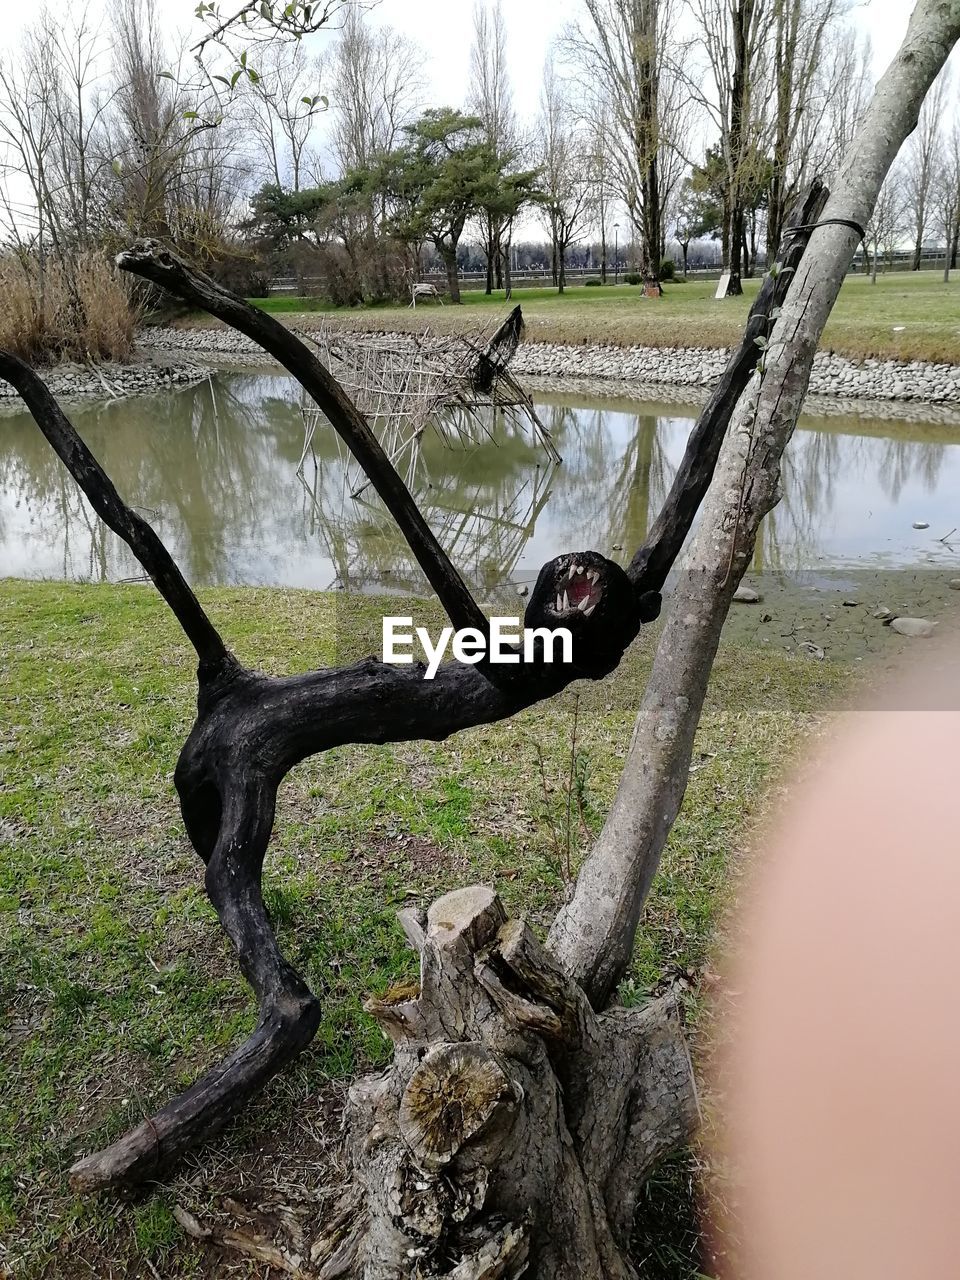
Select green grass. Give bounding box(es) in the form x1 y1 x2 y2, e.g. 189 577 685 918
0 579 855 1278
233 271 960 363
246 293 333 313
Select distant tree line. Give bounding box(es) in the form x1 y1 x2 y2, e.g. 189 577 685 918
233 0 960 302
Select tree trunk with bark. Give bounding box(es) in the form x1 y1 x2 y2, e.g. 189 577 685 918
768 171 786 267
440 243 462 304
726 202 745 294
721 0 753 297
637 9 662 294
502 231 513 301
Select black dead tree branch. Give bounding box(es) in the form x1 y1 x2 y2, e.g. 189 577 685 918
0 181 826 1195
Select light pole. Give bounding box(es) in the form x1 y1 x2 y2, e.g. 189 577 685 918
614 223 620 284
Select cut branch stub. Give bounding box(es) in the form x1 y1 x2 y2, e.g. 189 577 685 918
427 885 506 954
364 982 426 1046
476 916 595 1047
398 1043 520 1173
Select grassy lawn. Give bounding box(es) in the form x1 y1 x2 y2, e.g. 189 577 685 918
0 580 856 1277
234 271 960 363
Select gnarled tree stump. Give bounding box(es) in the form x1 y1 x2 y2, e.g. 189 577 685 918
313 887 698 1279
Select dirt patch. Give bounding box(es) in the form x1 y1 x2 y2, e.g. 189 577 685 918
367 833 455 878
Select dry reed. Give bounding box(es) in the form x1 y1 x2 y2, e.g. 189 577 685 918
0 251 138 366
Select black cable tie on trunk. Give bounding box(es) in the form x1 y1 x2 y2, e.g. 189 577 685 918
783 218 867 242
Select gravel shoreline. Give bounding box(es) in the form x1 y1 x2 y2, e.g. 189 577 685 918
139 324 960 410
5 325 960 415
0 353 211 406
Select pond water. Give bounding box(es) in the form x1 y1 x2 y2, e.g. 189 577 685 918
2 371 959 595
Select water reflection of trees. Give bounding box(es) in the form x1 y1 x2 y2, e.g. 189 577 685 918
297 398 683 596
533 403 677 554
874 435 947 503
2 372 957 588
756 422 952 572
0 374 304 584
299 411 558 596
755 430 844 571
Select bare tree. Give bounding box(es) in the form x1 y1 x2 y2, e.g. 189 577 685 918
817 27 874 173
584 93 615 283
657 64 696 262
468 0 516 152
538 57 593 292
106 0 204 240
949 116 960 269
0 9 123 343
904 66 950 269
866 166 907 283
672 178 702 277
933 114 960 281
563 0 679 289
168 119 252 266
244 41 326 192
468 0 519 293
0 23 65 279
0 0 251 263
766 0 847 259
687 0 775 295
31 9 116 250
330 6 425 176
97 0 254 263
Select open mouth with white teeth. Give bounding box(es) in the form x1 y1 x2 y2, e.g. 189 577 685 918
554 562 603 618
524 549 656 680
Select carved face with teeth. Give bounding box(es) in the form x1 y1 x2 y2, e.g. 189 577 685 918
523 550 660 679
553 561 603 618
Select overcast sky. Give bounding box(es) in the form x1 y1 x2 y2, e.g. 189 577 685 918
0 0 918 124
370 0 911 120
